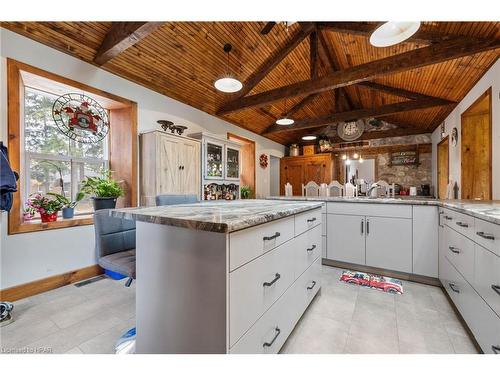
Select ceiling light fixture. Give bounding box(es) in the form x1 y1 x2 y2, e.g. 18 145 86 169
359 156 364 163
276 98 295 126
353 152 359 159
341 154 347 160
369 22 421 47
345 158 351 165
214 44 243 93
302 135 317 141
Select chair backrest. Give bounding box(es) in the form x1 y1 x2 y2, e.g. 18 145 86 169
344 182 356 197
284 183 293 197
155 194 199 206
302 181 320 197
94 209 136 258
319 183 328 197
328 181 344 197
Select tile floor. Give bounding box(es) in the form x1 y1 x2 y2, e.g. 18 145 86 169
0 266 478 354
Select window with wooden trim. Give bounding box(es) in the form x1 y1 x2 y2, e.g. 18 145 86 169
7 59 138 234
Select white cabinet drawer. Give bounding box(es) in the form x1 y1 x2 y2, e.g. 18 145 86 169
229 216 294 271
230 282 297 354
474 244 500 317
441 256 463 308
294 257 321 319
475 218 500 257
229 239 296 346
327 202 412 218
321 214 327 236
294 225 322 277
444 226 475 283
449 210 475 239
295 208 322 236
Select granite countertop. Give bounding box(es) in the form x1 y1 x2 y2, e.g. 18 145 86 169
111 199 323 233
266 196 500 225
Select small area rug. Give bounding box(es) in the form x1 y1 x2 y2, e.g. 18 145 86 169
339 270 404 294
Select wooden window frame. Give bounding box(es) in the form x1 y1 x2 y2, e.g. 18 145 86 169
7 59 137 235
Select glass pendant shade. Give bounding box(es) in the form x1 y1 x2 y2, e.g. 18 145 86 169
370 22 421 47
214 75 243 93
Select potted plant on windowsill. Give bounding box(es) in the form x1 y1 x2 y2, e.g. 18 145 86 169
25 193 64 223
47 192 85 219
79 171 125 211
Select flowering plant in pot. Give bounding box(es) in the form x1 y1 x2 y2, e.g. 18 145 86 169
47 192 85 219
25 193 64 223
79 171 124 210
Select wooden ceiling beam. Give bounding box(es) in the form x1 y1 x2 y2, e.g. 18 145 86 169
310 31 318 79
357 81 451 101
263 97 455 135
94 22 164 65
231 22 315 99
217 37 500 115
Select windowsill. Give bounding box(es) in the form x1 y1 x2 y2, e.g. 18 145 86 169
11 214 94 234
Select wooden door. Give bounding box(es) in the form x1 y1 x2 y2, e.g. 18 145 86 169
327 214 366 264
227 133 255 197
437 137 449 199
461 89 492 200
281 161 304 196
365 216 413 273
158 135 180 193
179 140 201 198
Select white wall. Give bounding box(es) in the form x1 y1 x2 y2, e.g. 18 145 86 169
431 59 500 199
0 28 284 289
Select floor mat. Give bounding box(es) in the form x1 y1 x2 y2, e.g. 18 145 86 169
339 270 404 294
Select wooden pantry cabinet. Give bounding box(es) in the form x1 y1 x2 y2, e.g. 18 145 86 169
280 154 335 196
140 131 201 206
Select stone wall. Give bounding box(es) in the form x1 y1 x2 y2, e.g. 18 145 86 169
377 151 432 190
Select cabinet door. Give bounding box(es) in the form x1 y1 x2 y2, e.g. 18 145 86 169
281 162 304 196
326 214 366 264
158 135 180 193
205 140 224 179
179 141 201 197
304 161 325 184
226 146 240 180
365 216 412 273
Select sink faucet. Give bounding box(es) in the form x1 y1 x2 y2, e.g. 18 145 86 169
367 183 379 198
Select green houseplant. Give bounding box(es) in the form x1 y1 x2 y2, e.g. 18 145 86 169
240 186 252 199
25 193 64 223
79 171 124 211
47 192 85 219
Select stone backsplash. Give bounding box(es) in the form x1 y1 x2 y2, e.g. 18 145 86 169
377 151 432 190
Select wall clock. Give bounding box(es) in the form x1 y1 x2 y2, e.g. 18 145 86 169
337 120 365 141
52 93 110 144
451 127 458 147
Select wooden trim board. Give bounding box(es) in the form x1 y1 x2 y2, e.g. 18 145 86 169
0 264 103 301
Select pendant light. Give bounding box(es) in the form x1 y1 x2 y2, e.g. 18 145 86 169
276 98 295 126
214 44 243 93
302 135 317 141
370 22 421 47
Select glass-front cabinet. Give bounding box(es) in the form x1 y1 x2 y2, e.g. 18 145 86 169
226 146 240 180
205 141 224 179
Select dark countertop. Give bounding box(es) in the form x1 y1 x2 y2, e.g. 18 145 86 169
111 199 324 233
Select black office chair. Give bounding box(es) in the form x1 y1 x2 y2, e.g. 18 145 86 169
94 209 136 287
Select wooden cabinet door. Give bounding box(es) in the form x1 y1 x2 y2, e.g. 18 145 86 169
158 135 180 193
326 214 366 264
179 140 201 198
365 216 412 273
281 161 304 196
304 161 323 184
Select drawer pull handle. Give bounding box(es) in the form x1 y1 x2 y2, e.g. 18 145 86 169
492 345 500 354
491 285 500 296
263 327 281 348
445 216 453 220
306 245 316 252
449 246 460 254
477 231 495 240
449 283 460 294
307 281 317 290
263 232 280 241
263 273 281 287
307 217 317 223
456 222 469 228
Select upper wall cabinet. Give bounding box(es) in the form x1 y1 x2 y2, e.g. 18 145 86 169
140 131 201 206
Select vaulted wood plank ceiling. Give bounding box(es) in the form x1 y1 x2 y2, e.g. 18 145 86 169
2 21 499 145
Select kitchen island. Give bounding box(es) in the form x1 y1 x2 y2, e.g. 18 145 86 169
111 199 324 354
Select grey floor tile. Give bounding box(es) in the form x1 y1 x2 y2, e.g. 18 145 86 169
78 319 134 354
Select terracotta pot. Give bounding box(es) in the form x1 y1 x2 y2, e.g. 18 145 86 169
40 211 58 223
